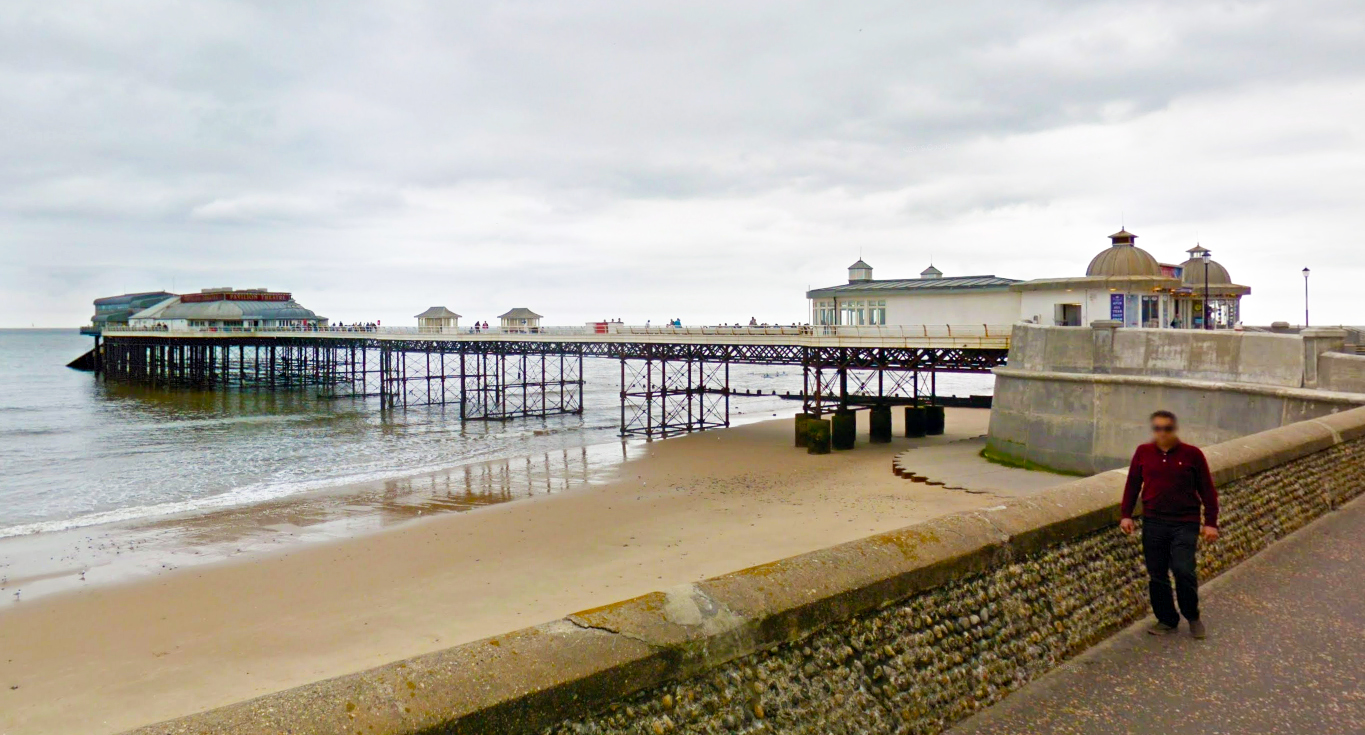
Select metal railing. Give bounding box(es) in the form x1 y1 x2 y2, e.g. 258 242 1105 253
97 323 1013 348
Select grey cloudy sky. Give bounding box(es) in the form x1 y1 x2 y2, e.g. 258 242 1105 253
2 0 1362 327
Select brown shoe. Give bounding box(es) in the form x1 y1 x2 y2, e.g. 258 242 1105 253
1189 620 1206 639
1147 622 1179 635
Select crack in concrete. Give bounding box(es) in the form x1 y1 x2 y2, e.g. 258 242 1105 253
563 616 656 647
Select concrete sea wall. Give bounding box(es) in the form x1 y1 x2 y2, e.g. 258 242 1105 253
130 408 1365 735
987 323 1365 473
1319 350 1365 394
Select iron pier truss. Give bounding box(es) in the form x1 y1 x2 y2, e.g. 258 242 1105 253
94 333 1008 439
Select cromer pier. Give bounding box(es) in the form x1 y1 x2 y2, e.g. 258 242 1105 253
87 324 1009 441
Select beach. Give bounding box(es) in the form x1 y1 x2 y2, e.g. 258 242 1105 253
0 408 1067 734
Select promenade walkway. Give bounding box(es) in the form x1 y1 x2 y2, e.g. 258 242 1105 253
950 496 1365 735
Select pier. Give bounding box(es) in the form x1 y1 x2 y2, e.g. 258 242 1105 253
89 324 1009 439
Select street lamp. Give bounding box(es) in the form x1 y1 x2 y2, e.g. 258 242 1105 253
1202 249 1212 330
1303 267 1311 327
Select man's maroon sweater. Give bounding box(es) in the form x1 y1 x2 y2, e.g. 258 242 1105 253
1121 441 1219 528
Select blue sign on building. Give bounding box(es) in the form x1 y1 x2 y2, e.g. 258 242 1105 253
1110 293 1125 321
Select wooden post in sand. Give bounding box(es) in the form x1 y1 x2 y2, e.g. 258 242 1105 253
805 418 831 454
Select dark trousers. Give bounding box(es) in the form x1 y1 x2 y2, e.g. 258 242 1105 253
1142 518 1201 626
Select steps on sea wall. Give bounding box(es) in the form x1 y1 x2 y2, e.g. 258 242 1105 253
890 436 989 488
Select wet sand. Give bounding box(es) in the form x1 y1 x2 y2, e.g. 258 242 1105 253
0 440 644 602
0 409 1068 735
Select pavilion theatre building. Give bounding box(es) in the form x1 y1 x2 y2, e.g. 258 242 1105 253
127 288 327 330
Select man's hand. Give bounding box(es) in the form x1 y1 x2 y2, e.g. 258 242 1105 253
1119 518 1136 535
1201 525 1219 543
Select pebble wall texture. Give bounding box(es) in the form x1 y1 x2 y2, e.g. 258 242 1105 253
540 438 1365 735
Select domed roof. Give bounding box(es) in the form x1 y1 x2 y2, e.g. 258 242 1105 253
1086 229 1162 277
1181 245 1232 285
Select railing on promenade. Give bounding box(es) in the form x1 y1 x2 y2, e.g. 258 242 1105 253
97 323 1013 349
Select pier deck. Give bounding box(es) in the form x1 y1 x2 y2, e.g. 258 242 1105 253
92 325 1010 438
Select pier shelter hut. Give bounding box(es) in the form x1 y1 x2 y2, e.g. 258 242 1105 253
498 307 543 332
415 306 461 332
1009 230 1183 328
1174 245 1250 329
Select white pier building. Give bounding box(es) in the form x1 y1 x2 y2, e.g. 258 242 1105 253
807 229 1250 330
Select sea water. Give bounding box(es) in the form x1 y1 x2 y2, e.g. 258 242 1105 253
0 329 993 538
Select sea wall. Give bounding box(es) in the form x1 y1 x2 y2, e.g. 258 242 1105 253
129 408 1365 735
987 323 1365 473
1319 350 1365 394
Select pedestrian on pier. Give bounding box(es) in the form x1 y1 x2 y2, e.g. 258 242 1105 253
1119 410 1219 639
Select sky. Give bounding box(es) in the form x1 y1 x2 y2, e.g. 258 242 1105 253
2 0 1363 328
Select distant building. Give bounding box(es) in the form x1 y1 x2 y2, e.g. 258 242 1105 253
806 260 1021 326
807 229 1250 329
83 291 176 334
128 288 326 330
1011 231 1249 328
498 307 543 332
1177 245 1250 329
415 306 461 330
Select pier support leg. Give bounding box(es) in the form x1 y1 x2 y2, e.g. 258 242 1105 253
620 352 728 439
925 405 946 436
869 405 892 443
904 406 927 438
461 348 584 418
831 409 856 450
794 413 814 447
805 418 831 454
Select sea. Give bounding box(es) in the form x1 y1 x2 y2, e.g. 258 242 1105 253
0 329 993 540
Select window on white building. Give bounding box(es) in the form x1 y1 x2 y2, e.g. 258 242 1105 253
842 301 863 325
869 300 887 325
1054 303 1082 326
1141 295 1161 328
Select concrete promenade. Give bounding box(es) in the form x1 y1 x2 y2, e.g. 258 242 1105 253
950 496 1365 735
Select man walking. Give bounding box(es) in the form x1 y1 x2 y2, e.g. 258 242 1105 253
1119 410 1220 639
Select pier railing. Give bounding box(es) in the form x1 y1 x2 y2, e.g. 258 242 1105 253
99 323 1013 348
93 324 1012 434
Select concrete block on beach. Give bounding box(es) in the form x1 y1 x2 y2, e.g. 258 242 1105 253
925 405 946 435
805 418 831 454
904 405 927 437
869 405 892 443
793 413 812 447
831 410 856 450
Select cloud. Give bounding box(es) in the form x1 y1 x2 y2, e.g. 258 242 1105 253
1 0 1363 326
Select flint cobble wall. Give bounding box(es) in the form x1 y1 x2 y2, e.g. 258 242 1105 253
541 438 1365 735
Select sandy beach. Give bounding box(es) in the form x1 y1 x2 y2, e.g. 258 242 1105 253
0 408 1067 734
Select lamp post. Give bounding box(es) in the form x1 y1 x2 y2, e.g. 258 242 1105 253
1202 249 1212 330
1303 267 1310 327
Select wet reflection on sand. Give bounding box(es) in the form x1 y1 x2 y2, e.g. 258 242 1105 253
0 441 641 603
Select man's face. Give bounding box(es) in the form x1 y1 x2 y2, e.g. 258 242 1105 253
1151 418 1178 443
